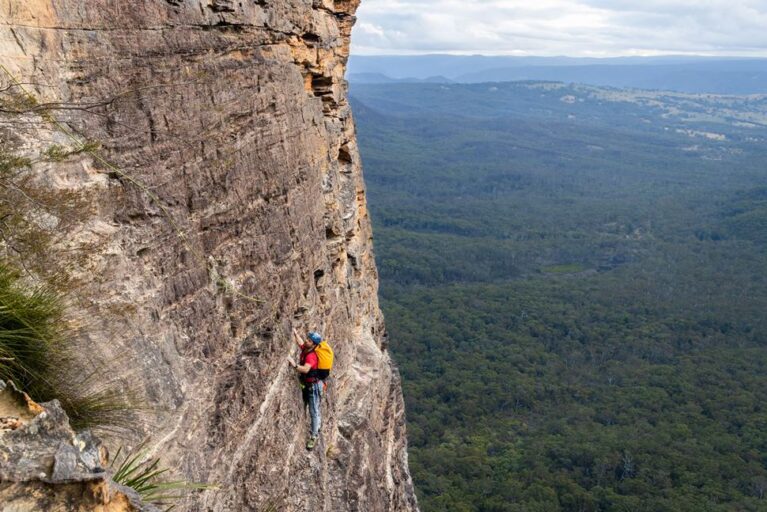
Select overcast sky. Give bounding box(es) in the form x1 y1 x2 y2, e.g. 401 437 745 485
351 0 767 57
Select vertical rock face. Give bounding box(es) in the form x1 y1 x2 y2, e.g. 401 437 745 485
0 1 418 511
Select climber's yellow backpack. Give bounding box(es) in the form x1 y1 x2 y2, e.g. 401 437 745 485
312 341 334 380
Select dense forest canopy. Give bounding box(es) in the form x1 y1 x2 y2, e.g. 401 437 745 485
352 81 767 511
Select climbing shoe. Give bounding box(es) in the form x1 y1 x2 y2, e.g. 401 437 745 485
306 435 318 450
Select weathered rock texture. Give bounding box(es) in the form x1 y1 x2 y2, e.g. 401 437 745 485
0 381 160 512
0 1 417 511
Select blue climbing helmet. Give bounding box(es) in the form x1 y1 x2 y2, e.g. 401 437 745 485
307 331 322 344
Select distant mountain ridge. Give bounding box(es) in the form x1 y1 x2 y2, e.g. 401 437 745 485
349 72 453 84
348 55 767 94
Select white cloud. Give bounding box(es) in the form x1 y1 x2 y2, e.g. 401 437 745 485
357 21 387 39
351 0 767 56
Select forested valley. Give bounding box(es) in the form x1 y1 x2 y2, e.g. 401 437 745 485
351 81 767 511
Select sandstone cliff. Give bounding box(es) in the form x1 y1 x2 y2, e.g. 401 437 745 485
0 1 418 510
1 381 160 512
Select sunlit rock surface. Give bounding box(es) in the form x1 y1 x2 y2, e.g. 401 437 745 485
0 1 418 510
0 381 159 511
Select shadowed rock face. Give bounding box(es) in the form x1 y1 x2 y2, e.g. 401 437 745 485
0 1 418 511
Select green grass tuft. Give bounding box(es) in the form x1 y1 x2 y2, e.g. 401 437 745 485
111 446 215 510
0 261 136 430
0 262 61 394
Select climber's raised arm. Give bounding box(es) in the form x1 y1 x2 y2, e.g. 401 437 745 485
292 328 305 348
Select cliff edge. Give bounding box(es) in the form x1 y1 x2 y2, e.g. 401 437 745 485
0 1 418 510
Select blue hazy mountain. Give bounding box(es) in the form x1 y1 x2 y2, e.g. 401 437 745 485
348 55 767 94
349 55 715 77
349 72 453 84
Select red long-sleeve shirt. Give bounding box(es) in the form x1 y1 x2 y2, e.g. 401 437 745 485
300 349 319 383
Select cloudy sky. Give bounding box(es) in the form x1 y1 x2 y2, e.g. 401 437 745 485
351 0 767 57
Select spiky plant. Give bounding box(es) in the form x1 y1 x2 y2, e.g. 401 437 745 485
111 447 214 509
0 262 136 430
0 262 61 394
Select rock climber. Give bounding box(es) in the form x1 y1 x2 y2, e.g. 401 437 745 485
288 328 325 450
